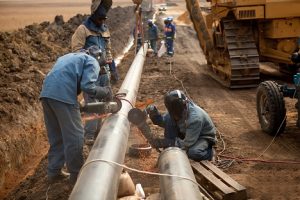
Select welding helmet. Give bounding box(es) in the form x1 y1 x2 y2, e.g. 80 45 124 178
86 45 106 66
164 90 187 120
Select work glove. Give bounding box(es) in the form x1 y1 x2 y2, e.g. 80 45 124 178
94 86 112 102
145 105 159 118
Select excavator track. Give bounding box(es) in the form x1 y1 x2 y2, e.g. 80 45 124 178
211 19 260 88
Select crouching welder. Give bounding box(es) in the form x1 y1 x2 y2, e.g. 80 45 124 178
40 46 112 185
146 90 216 161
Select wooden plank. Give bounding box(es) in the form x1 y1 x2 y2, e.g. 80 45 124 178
191 161 248 200
191 162 236 196
201 161 247 192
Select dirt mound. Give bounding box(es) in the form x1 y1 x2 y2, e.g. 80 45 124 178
0 6 135 198
176 11 192 25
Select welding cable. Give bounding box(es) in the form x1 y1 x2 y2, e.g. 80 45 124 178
168 59 232 168
114 93 135 108
167 56 300 166
168 58 192 100
219 154 300 165
79 158 213 198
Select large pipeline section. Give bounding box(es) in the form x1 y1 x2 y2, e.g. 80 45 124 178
158 147 206 200
69 43 148 200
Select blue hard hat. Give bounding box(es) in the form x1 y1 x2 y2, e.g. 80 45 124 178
167 16 173 21
147 19 153 25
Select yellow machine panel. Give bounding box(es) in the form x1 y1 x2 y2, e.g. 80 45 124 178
265 1 300 19
264 18 300 38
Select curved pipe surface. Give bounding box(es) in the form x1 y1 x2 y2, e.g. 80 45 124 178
158 147 205 200
69 43 148 200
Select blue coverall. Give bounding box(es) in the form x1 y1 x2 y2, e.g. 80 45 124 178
80 17 111 140
151 101 216 161
148 23 158 54
164 22 176 56
40 53 105 182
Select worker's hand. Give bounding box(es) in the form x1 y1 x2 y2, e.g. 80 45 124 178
95 86 112 102
145 105 159 118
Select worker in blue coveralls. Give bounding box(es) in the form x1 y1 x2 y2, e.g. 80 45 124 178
146 90 216 161
40 46 112 185
72 2 118 144
164 17 176 56
147 19 159 55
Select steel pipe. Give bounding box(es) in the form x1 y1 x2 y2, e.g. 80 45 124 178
158 147 205 200
69 43 148 200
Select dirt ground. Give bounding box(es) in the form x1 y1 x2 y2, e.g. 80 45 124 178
1 0 300 200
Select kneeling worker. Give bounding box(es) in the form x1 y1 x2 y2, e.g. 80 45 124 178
146 90 216 161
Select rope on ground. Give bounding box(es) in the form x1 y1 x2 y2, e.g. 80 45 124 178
80 158 212 199
256 79 299 160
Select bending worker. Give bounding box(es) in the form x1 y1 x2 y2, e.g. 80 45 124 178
40 46 112 185
146 90 216 161
71 2 117 144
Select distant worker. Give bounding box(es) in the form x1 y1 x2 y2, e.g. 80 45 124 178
71 2 117 144
40 46 112 185
147 19 159 55
133 23 143 53
146 90 216 161
164 17 176 56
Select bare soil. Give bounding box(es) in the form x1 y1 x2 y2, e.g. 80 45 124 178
1 0 300 200
0 5 135 199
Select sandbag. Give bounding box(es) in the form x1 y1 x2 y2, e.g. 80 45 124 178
118 171 136 198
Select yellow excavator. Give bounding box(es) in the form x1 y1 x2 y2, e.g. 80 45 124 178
185 0 300 88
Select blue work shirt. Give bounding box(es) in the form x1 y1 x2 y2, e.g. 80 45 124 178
40 53 100 105
164 23 176 39
151 101 216 149
176 101 216 148
148 24 158 40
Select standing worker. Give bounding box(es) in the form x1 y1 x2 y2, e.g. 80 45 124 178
164 17 176 56
71 2 117 144
146 90 216 161
40 46 112 185
147 19 159 56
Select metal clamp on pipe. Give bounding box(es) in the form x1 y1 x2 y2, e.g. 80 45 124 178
80 98 122 114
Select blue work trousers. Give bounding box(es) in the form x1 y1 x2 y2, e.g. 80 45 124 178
163 114 213 161
150 39 157 54
84 73 110 139
41 98 84 180
165 38 174 56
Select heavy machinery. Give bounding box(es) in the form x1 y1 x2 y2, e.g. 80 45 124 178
256 52 300 135
185 0 300 88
